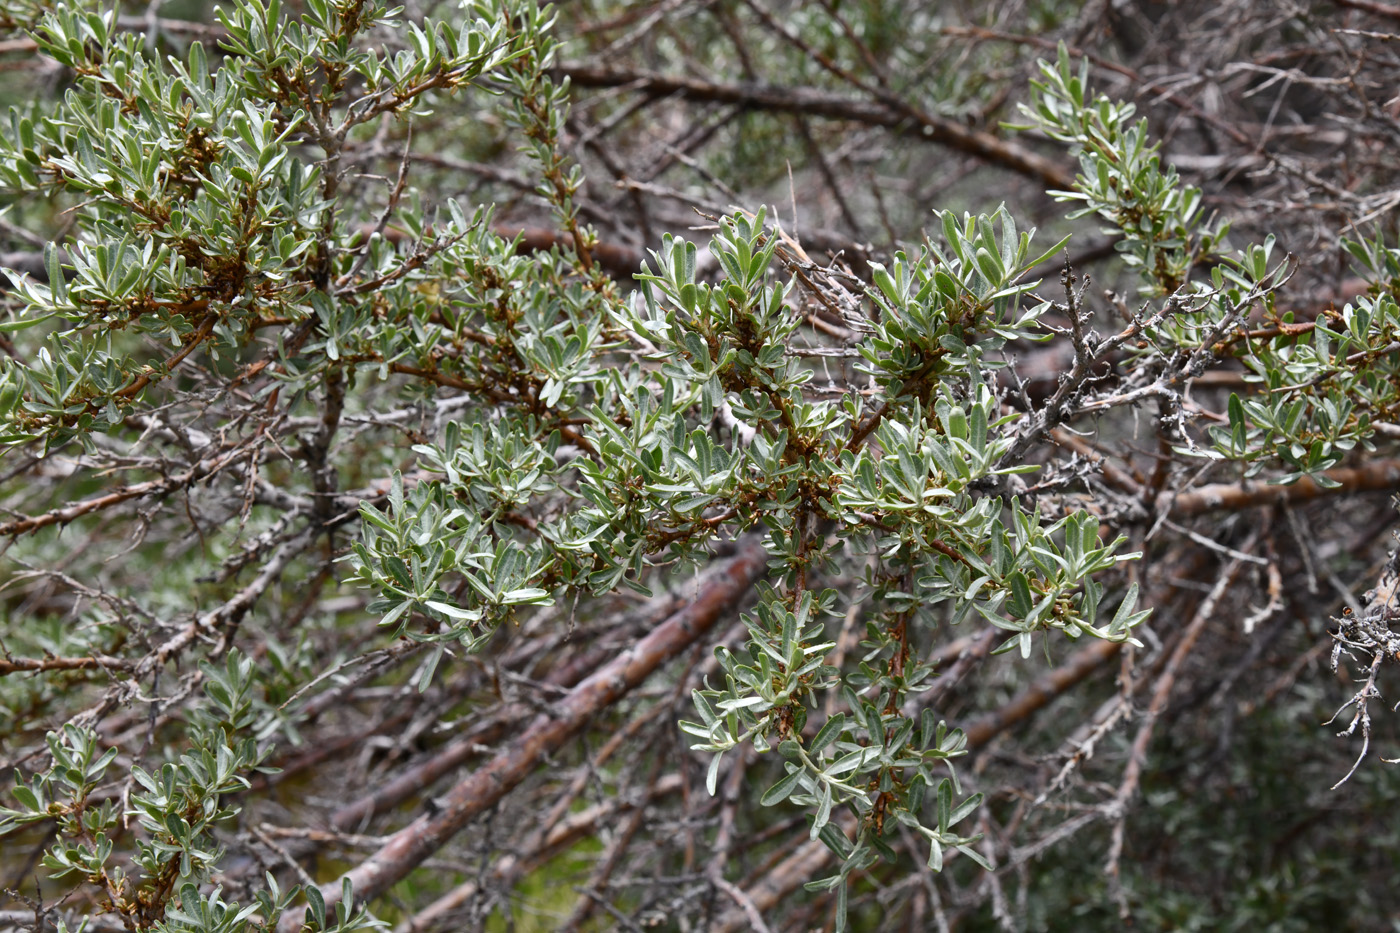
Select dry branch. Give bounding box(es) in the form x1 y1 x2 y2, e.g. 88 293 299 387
291 536 769 923
0 654 136 676
962 639 1124 748
557 66 1075 190
395 773 685 933
1166 459 1400 516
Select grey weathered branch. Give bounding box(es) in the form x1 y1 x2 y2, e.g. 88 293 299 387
288 535 769 925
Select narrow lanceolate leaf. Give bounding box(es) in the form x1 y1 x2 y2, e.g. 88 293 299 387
809 713 845 755
707 752 724 797
760 766 805 806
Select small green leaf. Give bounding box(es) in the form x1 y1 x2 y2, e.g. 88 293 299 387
760 766 805 806
706 752 724 796
810 714 845 755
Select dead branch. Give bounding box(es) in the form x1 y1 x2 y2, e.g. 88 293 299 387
557 66 1075 190
1166 459 1400 517
291 536 769 924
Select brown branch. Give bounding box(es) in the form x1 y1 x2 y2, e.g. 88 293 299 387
393 678 694 932
928 538 976 569
0 654 136 676
557 66 1075 191
0 442 253 537
248 709 416 795
371 223 643 280
962 638 1123 748
0 480 182 538
290 535 769 923
387 363 600 457
651 508 739 549
711 829 846 933
230 317 318 388
229 619 685 883
558 754 665 931
508 226 643 280
135 525 320 680
1335 0 1400 22
112 309 216 402
902 629 1000 716
325 640 620 832
1166 459 1400 517
846 398 893 453
1050 428 1144 498
396 774 684 933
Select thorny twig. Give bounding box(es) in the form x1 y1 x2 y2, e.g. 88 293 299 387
1328 538 1400 787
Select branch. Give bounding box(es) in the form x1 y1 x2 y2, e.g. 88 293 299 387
962 639 1123 748
1102 544 1253 894
715 629 1126 931
0 441 256 537
110 310 217 403
1335 0 1400 21
557 66 1075 190
233 611 688 881
1327 535 1400 786
1166 459 1400 517
508 227 643 279
395 774 684 933
0 654 136 676
711 831 844 933
326 638 623 831
135 526 320 680
291 535 769 923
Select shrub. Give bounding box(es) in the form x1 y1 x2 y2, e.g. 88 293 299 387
1 2 1398 930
